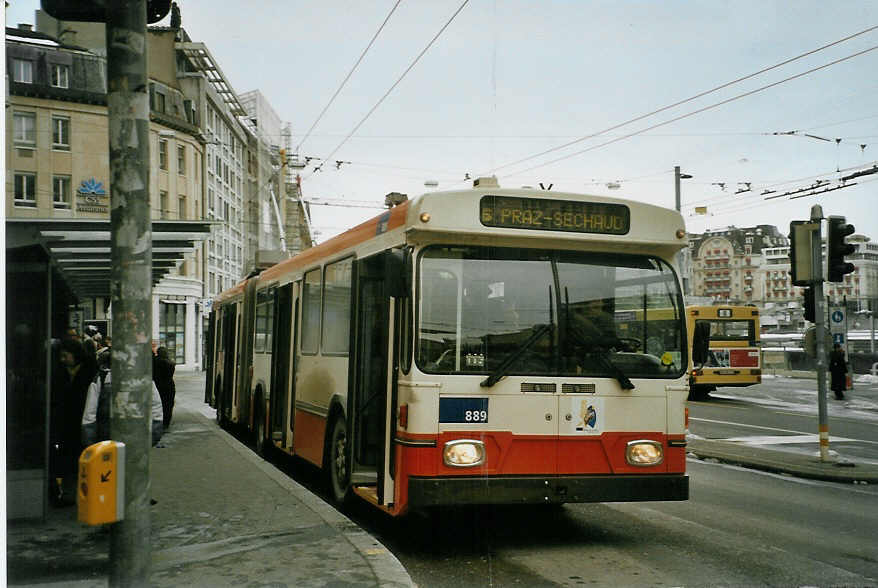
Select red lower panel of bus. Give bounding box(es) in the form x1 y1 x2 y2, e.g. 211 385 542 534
293 410 328 467
393 431 687 512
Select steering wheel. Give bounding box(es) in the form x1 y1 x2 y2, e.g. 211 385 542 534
614 337 641 352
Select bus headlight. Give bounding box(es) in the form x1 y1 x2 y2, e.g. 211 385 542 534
625 440 663 466
443 440 485 467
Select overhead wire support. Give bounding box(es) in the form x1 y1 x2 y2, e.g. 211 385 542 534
480 24 878 179
294 0 403 154
304 0 471 182
504 43 878 179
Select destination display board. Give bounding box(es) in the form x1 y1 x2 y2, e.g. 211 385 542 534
479 195 630 235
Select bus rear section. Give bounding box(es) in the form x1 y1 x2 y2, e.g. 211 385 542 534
394 244 690 512
688 305 761 399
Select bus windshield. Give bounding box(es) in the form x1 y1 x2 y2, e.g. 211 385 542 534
417 246 685 379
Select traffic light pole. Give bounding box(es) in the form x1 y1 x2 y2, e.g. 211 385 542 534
106 1 153 585
810 205 830 462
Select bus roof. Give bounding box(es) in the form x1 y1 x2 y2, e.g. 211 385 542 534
214 183 687 304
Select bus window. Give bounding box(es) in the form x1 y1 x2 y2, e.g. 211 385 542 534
417 246 684 378
322 257 353 355
301 269 321 354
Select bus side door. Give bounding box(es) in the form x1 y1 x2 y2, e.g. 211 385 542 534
350 252 401 506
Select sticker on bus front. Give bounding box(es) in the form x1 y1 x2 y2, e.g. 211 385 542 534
439 397 489 424
561 397 603 435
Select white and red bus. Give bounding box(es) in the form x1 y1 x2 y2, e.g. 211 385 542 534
205 177 691 515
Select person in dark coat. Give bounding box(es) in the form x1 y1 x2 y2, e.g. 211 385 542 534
153 346 176 429
50 337 96 505
829 343 847 400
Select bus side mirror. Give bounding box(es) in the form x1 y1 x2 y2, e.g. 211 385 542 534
692 322 710 365
384 249 411 299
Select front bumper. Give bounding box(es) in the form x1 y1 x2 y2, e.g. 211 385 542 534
408 473 689 506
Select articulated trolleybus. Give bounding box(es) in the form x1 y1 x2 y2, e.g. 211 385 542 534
206 177 691 515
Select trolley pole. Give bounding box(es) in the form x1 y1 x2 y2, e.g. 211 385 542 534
106 1 153 585
810 205 830 462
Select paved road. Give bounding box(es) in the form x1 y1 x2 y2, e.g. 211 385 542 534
342 375 878 587
350 458 878 587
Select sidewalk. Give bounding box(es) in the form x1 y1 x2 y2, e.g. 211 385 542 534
687 437 878 484
6 371 413 587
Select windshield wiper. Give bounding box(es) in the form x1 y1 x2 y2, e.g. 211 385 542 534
480 323 553 387
590 350 635 390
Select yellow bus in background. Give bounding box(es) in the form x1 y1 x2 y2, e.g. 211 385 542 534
687 305 761 400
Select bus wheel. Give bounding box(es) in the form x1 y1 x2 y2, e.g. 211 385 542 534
328 416 350 504
688 385 710 401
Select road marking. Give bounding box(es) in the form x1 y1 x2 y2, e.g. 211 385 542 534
690 417 807 435
691 417 878 445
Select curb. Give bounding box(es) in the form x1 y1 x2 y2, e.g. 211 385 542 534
687 439 878 484
209 416 414 588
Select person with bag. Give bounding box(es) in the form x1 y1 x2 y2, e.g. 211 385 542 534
829 343 848 401
50 338 95 506
82 349 166 447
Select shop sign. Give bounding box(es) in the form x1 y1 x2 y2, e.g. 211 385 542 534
77 178 109 213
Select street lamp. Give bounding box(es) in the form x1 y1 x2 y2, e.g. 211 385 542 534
674 166 693 212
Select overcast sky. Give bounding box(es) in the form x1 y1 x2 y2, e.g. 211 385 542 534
7 1 878 243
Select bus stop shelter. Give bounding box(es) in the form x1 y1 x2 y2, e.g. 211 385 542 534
5 218 211 520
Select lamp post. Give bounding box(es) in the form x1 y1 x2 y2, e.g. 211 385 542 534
674 166 693 295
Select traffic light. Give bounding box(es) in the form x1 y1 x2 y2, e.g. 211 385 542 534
788 220 818 286
826 216 856 282
41 0 171 23
803 286 815 323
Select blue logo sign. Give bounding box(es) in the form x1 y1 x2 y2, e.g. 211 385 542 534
831 310 844 323
833 333 845 344
78 178 106 195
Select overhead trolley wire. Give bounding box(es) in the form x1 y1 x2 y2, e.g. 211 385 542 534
471 24 878 181
294 0 403 154
503 43 878 179
302 0 471 183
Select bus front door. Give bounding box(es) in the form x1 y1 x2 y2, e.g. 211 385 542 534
351 254 397 507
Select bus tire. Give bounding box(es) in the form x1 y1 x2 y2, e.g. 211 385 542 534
688 385 710 401
327 415 350 505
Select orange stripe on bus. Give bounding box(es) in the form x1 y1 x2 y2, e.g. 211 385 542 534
258 202 410 284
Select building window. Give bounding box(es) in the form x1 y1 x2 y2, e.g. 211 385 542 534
53 176 71 209
159 140 168 170
14 173 37 207
52 116 70 150
50 64 69 88
159 302 186 364
160 191 168 219
177 145 186 175
13 112 36 146
178 195 186 220
12 59 33 83
155 91 166 113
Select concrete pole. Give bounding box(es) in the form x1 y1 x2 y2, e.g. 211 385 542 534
106 1 153 585
810 205 830 462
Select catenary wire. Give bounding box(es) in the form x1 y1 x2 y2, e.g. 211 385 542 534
293 0 403 154
502 44 878 180
474 24 878 180
301 0 470 183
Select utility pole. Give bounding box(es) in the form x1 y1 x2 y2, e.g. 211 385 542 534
809 205 830 462
107 1 153 584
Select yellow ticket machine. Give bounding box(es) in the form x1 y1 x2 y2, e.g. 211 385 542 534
78 441 125 525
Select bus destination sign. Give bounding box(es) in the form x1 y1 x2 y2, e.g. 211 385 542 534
479 195 630 235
